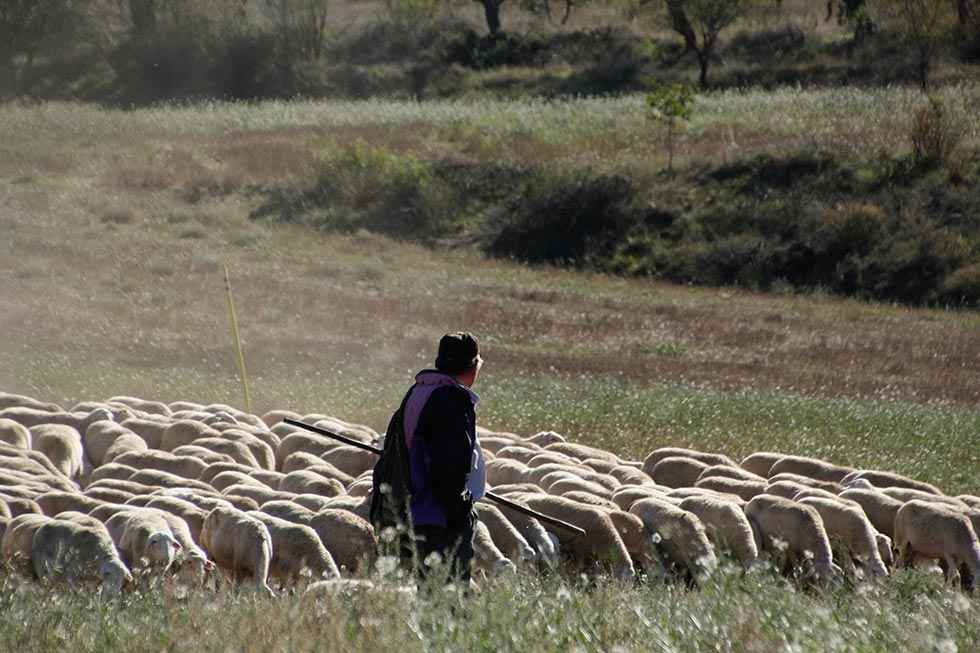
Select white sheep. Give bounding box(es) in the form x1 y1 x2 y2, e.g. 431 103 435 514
841 470 943 496
159 420 222 453
29 424 90 480
115 449 208 481
198 461 256 485
628 497 718 584
694 477 766 502
276 433 344 471
472 519 516 577
739 452 788 478
893 500 980 589
611 485 671 512
695 464 766 484
0 392 61 413
307 508 378 574
515 493 635 579
31 517 133 593
767 455 854 484
189 437 260 468
87 462 139 485
105 508 182 572
797 496 888 578
82 421 136 468
650 456 711 489
879 487 968 510
1 513 53 574
544 442 619 463
200 505 274 594
767 473 841 493
0 418 31 449
524 431 566 447
170 445 236 466
744 494 837 581
107 396 171 417
643 447 736 477
473 503 536 565
607 465 655 486
102 433 149 466
281 453 355 485
678 495 758 570
218 428 276 471
838 488 904 539
486 458 530 487
278 470 345 497
247 510 341 585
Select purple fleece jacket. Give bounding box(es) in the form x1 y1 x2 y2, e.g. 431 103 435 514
403 370 481 528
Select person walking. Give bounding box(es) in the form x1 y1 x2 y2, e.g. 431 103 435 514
370 332 486 583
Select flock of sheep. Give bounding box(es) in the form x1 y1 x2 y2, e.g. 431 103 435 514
1 390 978 598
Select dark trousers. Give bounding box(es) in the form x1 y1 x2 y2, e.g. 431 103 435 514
402 516 475 583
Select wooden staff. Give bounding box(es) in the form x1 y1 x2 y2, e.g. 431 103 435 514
284 418 587 537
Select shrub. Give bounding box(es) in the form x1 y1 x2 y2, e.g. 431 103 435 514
940 264 980 305
910 97 966 170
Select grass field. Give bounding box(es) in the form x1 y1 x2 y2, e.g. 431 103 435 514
1 92 979 651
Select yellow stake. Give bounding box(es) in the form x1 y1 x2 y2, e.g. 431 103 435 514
223 264 252 413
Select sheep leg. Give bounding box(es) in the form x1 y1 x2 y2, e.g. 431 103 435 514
942 555 960 587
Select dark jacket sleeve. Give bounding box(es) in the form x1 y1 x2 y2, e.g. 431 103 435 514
416 386 475 527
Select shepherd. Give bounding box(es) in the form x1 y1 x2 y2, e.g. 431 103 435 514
370 331 486 583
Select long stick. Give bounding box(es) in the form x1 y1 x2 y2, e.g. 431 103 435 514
223 264 252 414
283 418 587 537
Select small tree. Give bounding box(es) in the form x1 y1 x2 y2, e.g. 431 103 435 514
633 0 775 88
647 82 695 174
870 0 956 91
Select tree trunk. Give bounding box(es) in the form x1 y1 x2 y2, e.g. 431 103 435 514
697 51 710 88
480 0 503 36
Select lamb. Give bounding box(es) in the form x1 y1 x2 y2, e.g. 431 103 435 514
31 518 133 593
694 477 766 502
838 489 904 539
246 510 341 584
105 508 182 572
200 506 274 594
115 449 209 481
650 457 711 489
678 495 759 570
320 446 377 478
107 396 171 417
628 497 718 584
841 470 943 496
894 500 980 589
159 420 222 453
744 494 837 581
279 471 345 497
513 494 635 579
643 448 736 477
0 418 31 449
1 513 52 573
29 424 89 480
696 465 766 484
189 437 260 468
797 496 888 578
307 508 378 573
767 456 853 484
486 458 530 487
87 463 139 484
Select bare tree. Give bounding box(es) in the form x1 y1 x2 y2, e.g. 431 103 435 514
870 0 956 91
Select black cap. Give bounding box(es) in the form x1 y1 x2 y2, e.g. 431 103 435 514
435 332 480 374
